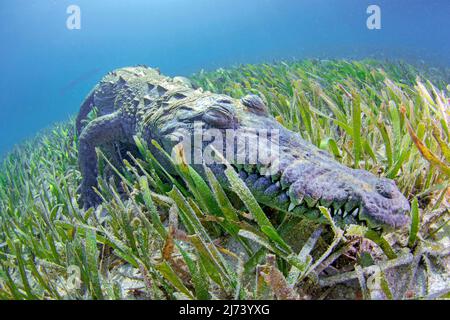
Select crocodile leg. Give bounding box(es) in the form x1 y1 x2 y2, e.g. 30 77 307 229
76 91 95 136
78 111 127 209
102 142 125 174
102 142 128 195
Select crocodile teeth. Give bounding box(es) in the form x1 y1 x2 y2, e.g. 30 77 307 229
271 172 281 182
280 179 290 190
257 163 264 173
258 165 271 177
343 211 349 218
305 196 318 208
288 187 303 206
332 201 345 211
320 198 333 207
288 202 297 212
344 202 357 213
329 207 336 216
352 208 360 217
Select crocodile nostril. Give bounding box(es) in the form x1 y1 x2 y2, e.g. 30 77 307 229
241 94 268 115
375 180 395 199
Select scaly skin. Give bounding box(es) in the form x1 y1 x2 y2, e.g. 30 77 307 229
76 66 410 230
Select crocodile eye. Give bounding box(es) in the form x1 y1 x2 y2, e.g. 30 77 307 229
203 107 235 129
241 94 268 115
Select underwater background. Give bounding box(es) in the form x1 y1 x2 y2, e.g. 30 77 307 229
0 0 450 156
0 0 449 301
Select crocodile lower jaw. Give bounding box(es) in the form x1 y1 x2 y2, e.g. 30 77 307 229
231 164 384 231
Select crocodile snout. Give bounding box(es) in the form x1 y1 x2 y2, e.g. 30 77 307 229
231 147 411 230
358 177 411 229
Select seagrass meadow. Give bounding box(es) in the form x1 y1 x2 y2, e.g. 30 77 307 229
0 59 449 300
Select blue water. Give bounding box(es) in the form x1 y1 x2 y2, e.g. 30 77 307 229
1 0 449 156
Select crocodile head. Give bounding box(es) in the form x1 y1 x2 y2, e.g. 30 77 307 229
154 91 410 230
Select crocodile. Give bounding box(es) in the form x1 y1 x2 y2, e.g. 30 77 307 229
76 66 410 230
